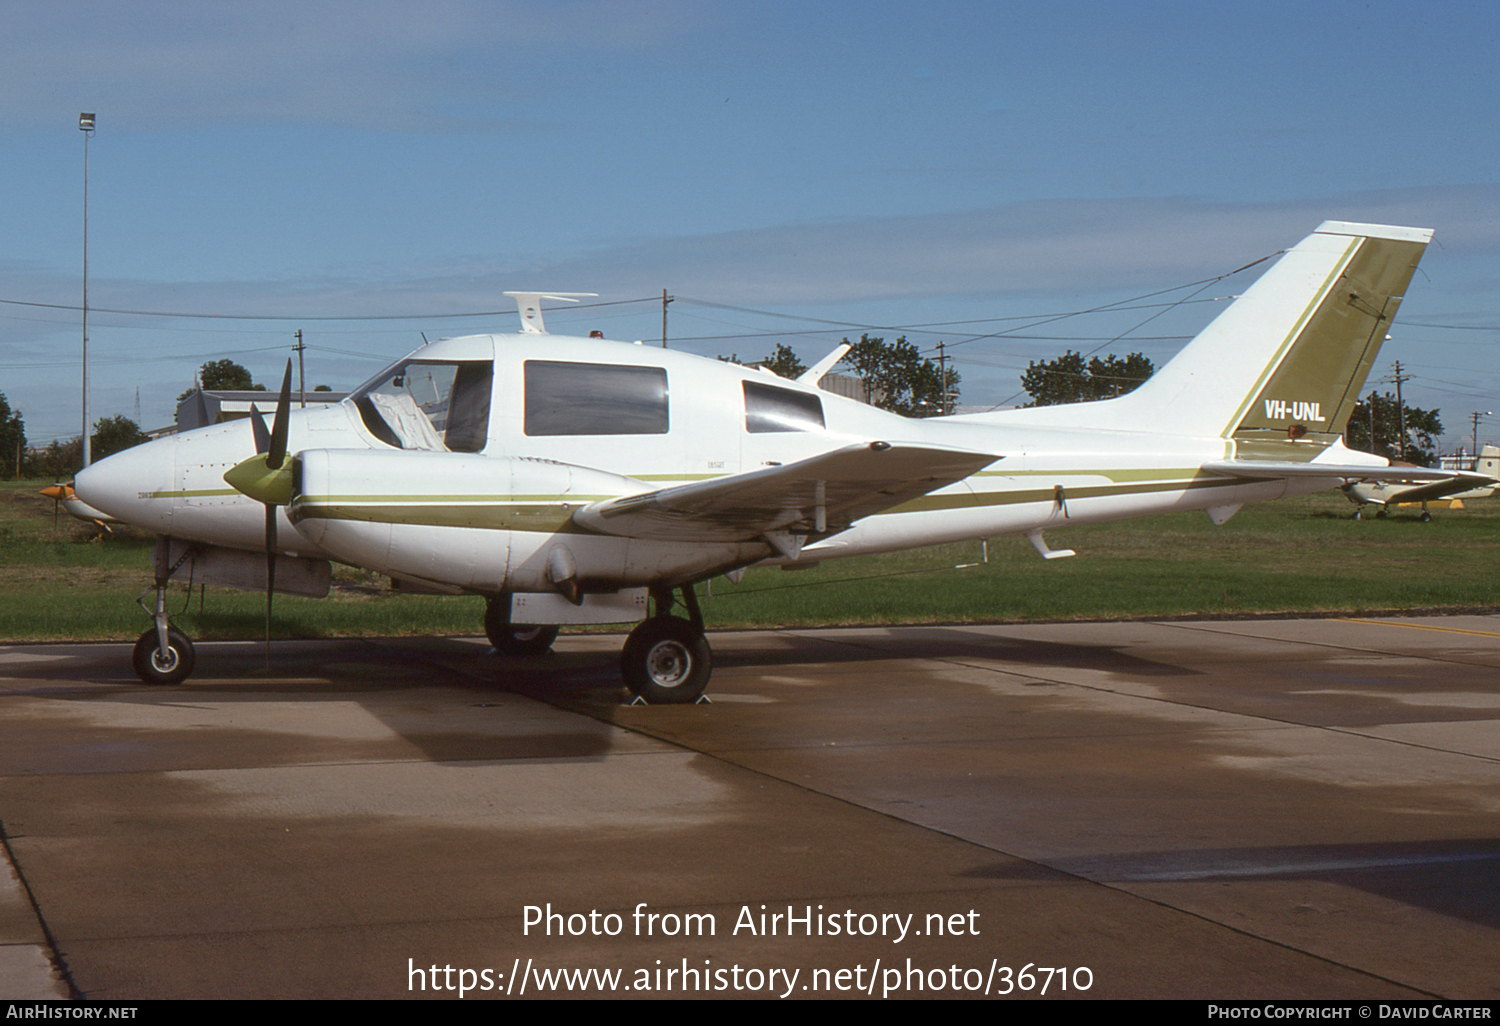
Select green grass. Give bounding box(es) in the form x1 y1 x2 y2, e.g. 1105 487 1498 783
705 491 1500 626
3 479 1497 643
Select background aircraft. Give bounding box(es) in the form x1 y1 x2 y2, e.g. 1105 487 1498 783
1343 445 1500 519
38 481 121 533
75 221 1465 702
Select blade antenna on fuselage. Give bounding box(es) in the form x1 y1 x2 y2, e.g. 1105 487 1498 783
502 292 598 334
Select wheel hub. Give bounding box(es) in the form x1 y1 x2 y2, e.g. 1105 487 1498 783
645 641 690 687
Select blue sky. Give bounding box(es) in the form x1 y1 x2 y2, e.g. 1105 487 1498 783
4 0 1499 449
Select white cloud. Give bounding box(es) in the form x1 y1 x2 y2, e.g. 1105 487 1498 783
1 0 711 129
503 184 1500 306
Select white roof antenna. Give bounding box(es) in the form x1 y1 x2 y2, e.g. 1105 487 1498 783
503 292 598 334
798 342 852 385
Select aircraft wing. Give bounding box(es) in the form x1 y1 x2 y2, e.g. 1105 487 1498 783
1357 474 1498 504
573 441 998 543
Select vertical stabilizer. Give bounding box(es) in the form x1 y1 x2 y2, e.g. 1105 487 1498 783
1079 222 1431 456
1026 223 1434 456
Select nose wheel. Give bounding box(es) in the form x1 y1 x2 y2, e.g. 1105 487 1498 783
132 626 195 685
621 585 713 704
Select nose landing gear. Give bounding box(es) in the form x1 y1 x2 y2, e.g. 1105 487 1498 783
131 537 197 685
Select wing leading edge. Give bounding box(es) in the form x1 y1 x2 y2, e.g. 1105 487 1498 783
573 442 998 544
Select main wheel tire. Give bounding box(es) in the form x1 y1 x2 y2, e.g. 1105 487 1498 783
495 623 560 656
621 616 711 704
132 627 195 685
484 598 559 655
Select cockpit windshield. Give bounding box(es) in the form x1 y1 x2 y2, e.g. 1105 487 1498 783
349 359 492 453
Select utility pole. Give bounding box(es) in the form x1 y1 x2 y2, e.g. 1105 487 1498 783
294 329 306 407
936 342 947 415
79 113 95 467
1392 360 1410 462
1474 411 1494 461
661 289 673 348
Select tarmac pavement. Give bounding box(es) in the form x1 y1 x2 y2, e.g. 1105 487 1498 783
3 615 1499 1000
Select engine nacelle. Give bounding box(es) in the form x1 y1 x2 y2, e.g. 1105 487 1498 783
288 449 760 594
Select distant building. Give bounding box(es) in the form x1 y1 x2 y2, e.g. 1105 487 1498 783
815 371 872 404
175 390 348 432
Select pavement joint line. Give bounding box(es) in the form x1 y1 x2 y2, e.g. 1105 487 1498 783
946 658 1500 754
609 716 1442 1001
0 821 82 1000
1338 617 1500 640
1320 724 1500 766
1155 617 1500 668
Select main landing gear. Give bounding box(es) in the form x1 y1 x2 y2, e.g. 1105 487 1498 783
484 587 713 704
621 585 712 705
483 596 560 655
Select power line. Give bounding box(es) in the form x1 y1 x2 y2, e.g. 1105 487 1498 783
0 294 661 322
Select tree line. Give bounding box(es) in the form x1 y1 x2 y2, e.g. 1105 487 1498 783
2 358 270 480
1017 350 1444 465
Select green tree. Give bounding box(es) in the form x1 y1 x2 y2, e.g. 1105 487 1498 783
1020 351 1154 406
91 415 148 461
761 344 807 380
30 437 82 481
179 359 264 401
1345 391 1442 466
838 334 958 416
0 391 25 479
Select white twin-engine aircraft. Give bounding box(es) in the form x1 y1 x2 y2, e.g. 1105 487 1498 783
76 221 1462 703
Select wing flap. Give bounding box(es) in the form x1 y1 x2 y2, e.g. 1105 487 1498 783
574 442 998 541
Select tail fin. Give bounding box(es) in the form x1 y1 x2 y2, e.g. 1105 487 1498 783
1128 221 1432 456
986 222 1433 455
1477 445 1500 479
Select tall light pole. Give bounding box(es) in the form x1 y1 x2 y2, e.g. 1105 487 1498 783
79 112 95 467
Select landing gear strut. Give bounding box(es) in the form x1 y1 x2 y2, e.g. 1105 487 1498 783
132 537 196 685
621 584 712 704
484 595 560 655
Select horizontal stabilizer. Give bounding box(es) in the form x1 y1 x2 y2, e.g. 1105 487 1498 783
1203 459 1480 485
574 442 998 541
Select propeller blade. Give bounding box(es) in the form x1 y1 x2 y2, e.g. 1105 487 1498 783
248 403 270 454
264 504 277 669
249 402 270 453
267 360 293 470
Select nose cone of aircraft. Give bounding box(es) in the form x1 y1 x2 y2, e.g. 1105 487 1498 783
74 435 178 534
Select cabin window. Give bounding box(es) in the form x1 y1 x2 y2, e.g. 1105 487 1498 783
524 360 669 436
349 359 493 452
743 380 825 433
